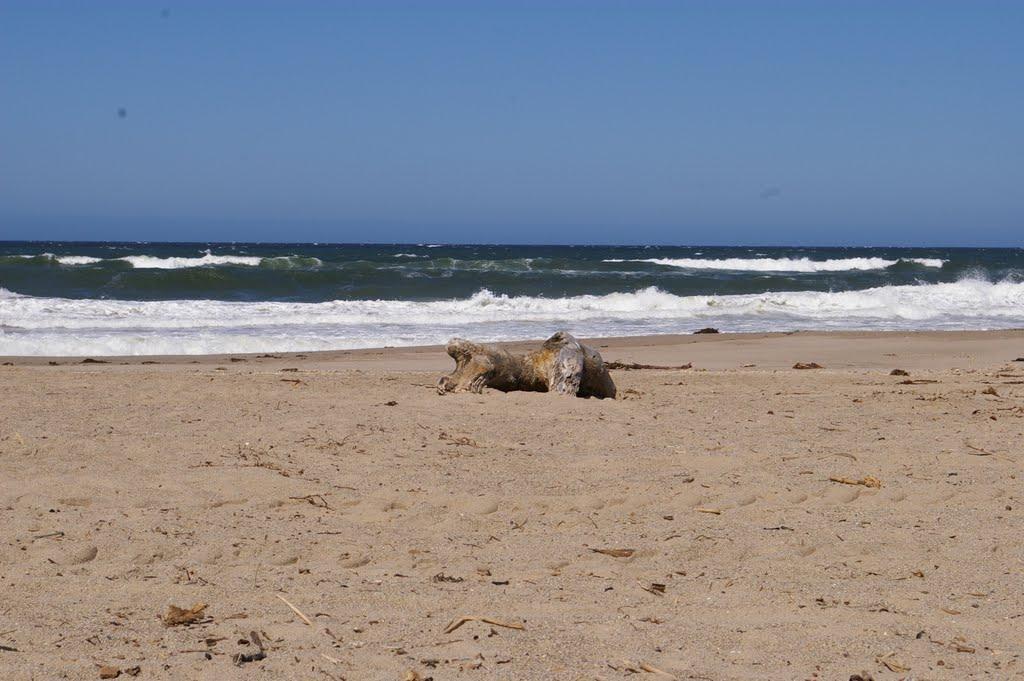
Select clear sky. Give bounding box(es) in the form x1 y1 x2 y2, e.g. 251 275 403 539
1 1 1021 245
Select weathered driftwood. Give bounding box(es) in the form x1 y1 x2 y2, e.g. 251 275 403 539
437 331 616 399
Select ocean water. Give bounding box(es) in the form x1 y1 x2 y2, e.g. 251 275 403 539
1 241 1023 356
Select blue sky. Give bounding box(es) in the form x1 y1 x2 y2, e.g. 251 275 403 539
1 1 1021 245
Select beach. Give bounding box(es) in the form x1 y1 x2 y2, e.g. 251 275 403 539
1 330 1022 680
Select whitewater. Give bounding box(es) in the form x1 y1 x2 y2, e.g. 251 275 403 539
603 256 947 271
2 278 1023 356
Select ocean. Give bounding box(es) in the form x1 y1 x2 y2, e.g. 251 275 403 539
1 241 1022 356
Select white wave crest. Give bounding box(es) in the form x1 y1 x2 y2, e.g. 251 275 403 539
118 251 263 269
12 253 104 265
905 258 946 268
10 251 322 269
56 255 105 265
603 257 946 272
2 278 1022 356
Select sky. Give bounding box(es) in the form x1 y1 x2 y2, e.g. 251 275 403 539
1 0 1022 245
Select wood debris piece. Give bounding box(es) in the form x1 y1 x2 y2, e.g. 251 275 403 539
610 660 676 678
32 531 64 540
965 442 996 456
877 655 910 673
640 661 676 678
443 616 525 634
432 572 464 583
289 493 330 508
695 507 722 515
276 593 313 625
590 548 635 558
232 631 266 666
438 432 480 447
605 361 692 371
641 583 666 596
890 369 909 376
829 476 882 489
793 362 823 370
163 603 207 627
437 331 616 398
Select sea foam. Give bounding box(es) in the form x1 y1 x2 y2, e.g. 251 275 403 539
117 252 264 268
12 253 105 265
603 256 946 272
2 278 1022 356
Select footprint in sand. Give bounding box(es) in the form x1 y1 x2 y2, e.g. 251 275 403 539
130 546 181 566
794 543 817 557
205 496 249 509
339 552 371 569
566 495 606 512
925 490 957 504
352 496 409 522
878 489 907 503
54 544 99 565
667 490 705 513
269 551 300 566
787 491 809 504
721 493 758 509
822 486 861 505
457 496 500 515
57 496 93 508
194 547 224 565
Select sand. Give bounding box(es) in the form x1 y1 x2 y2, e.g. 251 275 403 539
1 330 1022 680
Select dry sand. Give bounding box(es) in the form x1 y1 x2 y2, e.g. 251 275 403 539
1 330 1023 680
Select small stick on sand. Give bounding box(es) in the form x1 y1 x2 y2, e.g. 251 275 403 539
32 531 64 540
276 593 313 625
590 548 635 558
964 442 996 456
605 361 692 371
639 661 676 678
829 476 882 488
695 508 722 515
443 616 525 634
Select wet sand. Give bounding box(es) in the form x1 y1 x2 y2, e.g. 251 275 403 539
1 330 1023 679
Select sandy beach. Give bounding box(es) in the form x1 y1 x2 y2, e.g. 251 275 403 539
1 330 1022 680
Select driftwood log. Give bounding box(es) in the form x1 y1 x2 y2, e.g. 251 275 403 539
437 331 616 399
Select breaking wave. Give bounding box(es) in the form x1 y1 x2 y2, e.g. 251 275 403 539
2 277 1021 356
5 253 105 265
3 250 321 269
604 256 946 272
